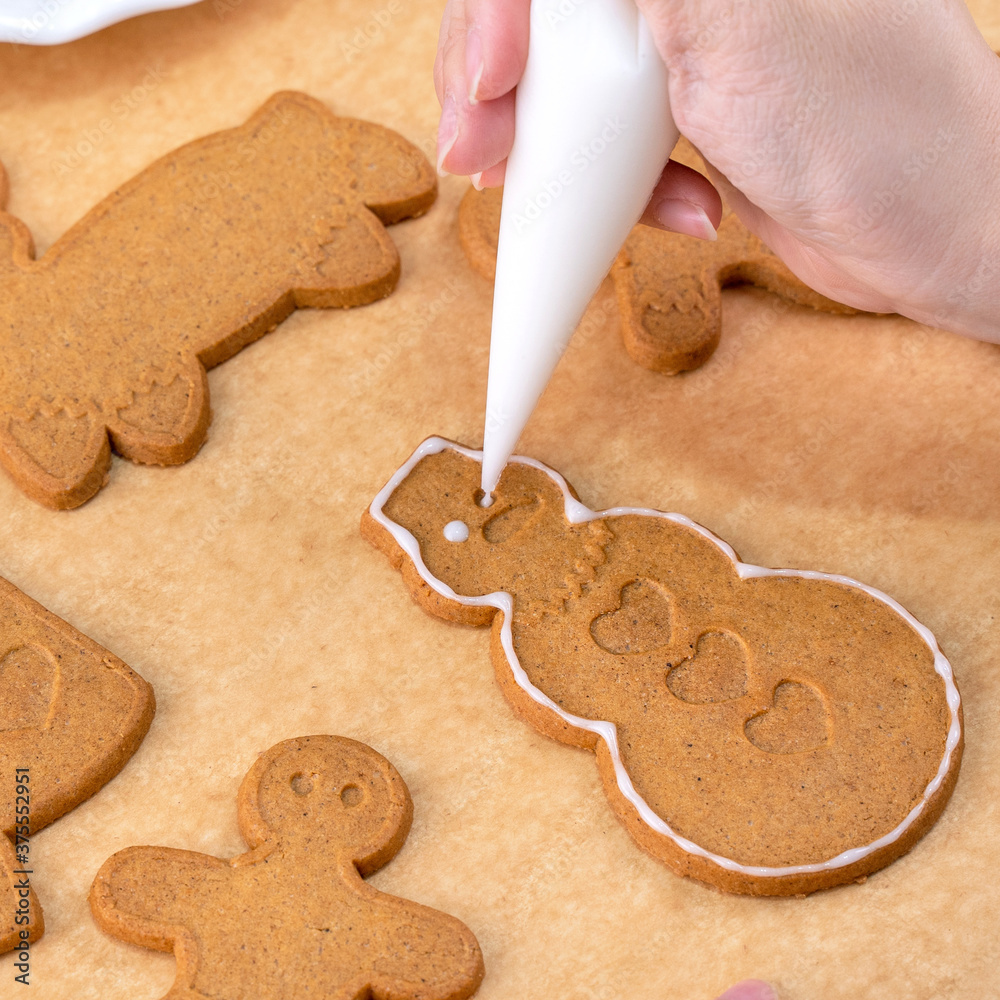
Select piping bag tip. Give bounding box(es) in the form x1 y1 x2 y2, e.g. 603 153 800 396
479 0 678 497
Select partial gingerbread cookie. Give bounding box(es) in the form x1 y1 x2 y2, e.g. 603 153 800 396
363 438 963 896
457 138 858 374
612 205 858 373
457 184 502 285
0 91 436 509
91 735 484 1000
1 575 155 952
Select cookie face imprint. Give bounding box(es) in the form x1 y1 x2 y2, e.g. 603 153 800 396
0 90 436 509
0 575 155 952
362 438 963 896
90 736 484 1000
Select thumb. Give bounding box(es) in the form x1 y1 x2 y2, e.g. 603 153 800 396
638 158 723 241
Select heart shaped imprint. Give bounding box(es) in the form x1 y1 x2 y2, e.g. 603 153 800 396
590 579 672 654
0 576 155 954
666 631 748 704
0 645 59 731
364 438 964 896
745 681 829 754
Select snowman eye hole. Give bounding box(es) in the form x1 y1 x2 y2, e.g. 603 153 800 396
443 520 470 543
341 784 363 806
290 772 318 796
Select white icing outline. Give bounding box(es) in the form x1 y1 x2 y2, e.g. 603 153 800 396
369 437 962 878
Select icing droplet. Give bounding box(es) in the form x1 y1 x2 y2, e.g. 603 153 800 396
443 520 469 543
478 494 495 508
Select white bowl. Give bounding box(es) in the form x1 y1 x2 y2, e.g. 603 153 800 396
0 0 201 44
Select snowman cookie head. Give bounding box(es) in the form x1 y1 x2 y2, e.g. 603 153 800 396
376 441 610 612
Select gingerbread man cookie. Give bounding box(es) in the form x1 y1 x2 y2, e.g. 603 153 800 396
0 91 436 509
458 138 858 375
1 575 155 952
363 438 962 896
90 735 485 1000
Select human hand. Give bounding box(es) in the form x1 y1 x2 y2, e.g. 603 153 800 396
434 0 1000 341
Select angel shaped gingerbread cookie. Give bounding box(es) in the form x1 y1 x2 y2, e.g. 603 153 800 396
90 735 484 1000
363 438 963 896
0 90 436 508
1 575 155 952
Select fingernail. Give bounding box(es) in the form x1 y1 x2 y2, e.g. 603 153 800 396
466 28 484 105
716 980 779 1000
437 93 458 176
470 171 484 191
654 198 718 241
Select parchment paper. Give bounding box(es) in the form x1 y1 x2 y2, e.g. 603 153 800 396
0 2 998 997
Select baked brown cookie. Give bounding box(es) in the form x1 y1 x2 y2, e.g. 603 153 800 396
612 207 858 373
90 735 485 1000
457 183 503 284
0 91 436 509
457 138 857 375
363 438 963 896
1 575 155 952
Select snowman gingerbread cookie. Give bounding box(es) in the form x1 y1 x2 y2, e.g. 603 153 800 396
363 437 962 896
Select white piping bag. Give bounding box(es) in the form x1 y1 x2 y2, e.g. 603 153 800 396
480 0 678 497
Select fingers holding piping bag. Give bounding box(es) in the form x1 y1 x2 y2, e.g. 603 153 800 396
433 0 723 240
437 0 1000 335
434 0 528 178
